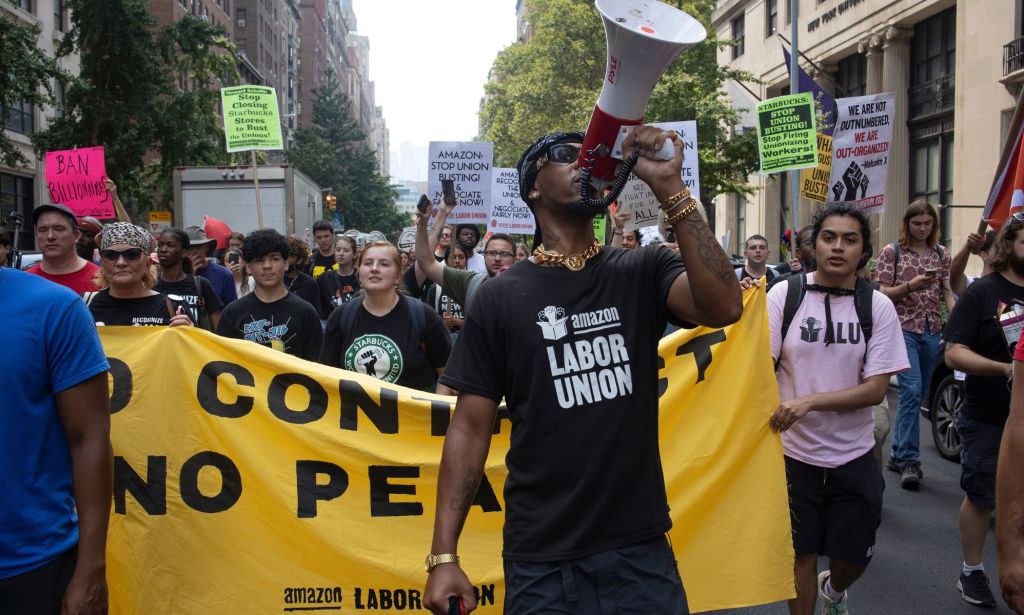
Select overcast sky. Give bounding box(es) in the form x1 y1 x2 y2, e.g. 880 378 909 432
351 1 518 181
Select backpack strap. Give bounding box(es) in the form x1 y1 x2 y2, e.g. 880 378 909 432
403 294 426 348
853 277 874 347
890 242 900 280
83 291 97 306
776 273 807 370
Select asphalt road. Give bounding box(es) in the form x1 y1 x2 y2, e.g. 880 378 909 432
706 387 1006 614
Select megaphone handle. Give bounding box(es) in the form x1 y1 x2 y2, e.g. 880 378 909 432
654 138 675 161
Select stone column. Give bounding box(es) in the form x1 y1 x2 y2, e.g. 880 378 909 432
859 33 884 95
879 26 913 249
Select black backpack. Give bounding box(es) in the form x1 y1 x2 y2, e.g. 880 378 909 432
776 273 875 370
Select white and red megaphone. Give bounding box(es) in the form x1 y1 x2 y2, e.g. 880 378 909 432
580 0 707 185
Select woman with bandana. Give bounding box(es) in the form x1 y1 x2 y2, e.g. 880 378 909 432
86 222 192 327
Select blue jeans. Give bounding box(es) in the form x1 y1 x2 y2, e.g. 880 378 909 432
889 328 941 464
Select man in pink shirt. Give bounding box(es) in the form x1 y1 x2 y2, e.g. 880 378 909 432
25 204 100 295
769 203 909 615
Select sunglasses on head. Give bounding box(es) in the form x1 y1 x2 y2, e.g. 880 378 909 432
546 143 581 164
100 248 145 262
1010 212 1024 227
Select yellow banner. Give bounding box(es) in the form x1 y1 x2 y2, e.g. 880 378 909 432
800 133 833 202
102 289 792 614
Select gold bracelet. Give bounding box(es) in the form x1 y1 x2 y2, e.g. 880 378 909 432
665 198 697 225
659 187 691 211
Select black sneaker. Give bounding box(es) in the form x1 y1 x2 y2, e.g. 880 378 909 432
900 461 922 489
885 457 903 473
957 570 997 607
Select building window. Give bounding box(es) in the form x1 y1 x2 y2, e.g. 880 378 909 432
54 78 64 115
910 8 956 119
0 173 35 251
236 8 246 28
3 100 34 135
732 13 745 59
766 0 777 37
910 136 954 247
53 0 64 31
836 53 867 97
13 0 32 12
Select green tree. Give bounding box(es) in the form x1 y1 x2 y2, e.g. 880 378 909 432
0 14 67 168
288 69 404 236
32 0 238 218
479 0 760 204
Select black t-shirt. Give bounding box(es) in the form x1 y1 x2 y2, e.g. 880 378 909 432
737 266 777 283
423 283 464 332
216 291 323 361
402 266 432 300
317 269 361 319
439 245 686 561
153 274 224 330
320 295 452 393
89 290 172 326
285 271 321 313
944 272 1024 425
308 252 338 279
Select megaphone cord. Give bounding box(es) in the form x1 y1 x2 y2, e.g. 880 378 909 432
578 150 640 209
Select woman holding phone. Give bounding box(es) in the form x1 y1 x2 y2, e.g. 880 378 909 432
87 223 193 327
320 241 452 393
225 247 254 299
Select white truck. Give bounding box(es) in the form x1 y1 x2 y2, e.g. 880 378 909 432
172 165 323 236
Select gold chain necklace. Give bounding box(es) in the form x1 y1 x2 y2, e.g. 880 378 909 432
532 239 602 272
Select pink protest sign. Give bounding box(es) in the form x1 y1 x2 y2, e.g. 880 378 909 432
44 146 113 218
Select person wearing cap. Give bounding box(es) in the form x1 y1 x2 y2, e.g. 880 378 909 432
26 204 101 295
423 127 742 614
85 223 193 327
75 216 103 263
184 225 237 306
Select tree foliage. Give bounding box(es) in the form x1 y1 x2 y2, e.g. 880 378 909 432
0 14 67 168
479 0 760 202
32 0 238 218
287 69 404 236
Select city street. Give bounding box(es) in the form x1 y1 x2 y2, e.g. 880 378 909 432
710 387 1005 614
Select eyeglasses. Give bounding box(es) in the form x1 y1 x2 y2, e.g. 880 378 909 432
546 144 581 164
100 248 145 262
484 250 514 259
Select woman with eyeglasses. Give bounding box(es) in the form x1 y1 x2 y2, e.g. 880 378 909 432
86 223 192 327
320 240 452 393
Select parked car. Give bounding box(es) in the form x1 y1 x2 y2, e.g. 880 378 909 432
17 250 42 271
921 342 963 462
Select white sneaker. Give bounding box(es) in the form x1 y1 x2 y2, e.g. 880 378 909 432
817 570 849 614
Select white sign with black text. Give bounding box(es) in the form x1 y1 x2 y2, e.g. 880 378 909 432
616 121 700 231
488 167 535 235
427 141 494 223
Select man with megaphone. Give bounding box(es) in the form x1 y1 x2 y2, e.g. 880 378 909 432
423 125 742 614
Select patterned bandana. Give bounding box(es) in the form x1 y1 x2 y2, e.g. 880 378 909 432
516 131 585 204
100 222 154 251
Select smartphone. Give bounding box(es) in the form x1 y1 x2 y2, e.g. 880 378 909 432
417 194 431 214
448 597 465 615
441 179 456 206
924 268 937 276
227 252 241 266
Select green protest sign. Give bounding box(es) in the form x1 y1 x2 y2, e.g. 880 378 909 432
221 86 283 152
593 214 607 243
756 92 817 174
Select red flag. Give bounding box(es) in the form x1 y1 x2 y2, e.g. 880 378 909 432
204 215 232 249
984 92 1024 229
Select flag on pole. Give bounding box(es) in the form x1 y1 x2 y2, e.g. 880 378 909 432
983 91 1024 229
782 45 837 136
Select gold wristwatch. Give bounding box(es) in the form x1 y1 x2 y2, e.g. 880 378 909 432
425 553 460 573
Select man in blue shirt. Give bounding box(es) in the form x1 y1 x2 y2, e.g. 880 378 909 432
0 268 113 614
186 225 238 305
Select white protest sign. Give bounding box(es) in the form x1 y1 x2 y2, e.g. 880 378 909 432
488 168 536 235
427 141 494 223
617 121 700 231
827 93 895 214
397 227 416 251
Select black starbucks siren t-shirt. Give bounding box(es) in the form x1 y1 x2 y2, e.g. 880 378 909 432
153 274 224 329
88 290 172 326
944 271 1024 425
216 291 323 361
320 295 452 393
439 245 686 561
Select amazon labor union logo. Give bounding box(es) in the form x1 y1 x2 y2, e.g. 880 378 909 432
344 334 403 383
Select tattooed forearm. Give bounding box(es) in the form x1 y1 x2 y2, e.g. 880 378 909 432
449 471 482 535
679 214 735 284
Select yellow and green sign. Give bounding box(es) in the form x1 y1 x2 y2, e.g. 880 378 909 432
220 85 283 152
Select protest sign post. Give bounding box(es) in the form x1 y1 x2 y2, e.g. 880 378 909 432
826 93 895 214
616 121 701 232
428 142 494 223
221 86 284 229
488 168 535 235
44 147 114 218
